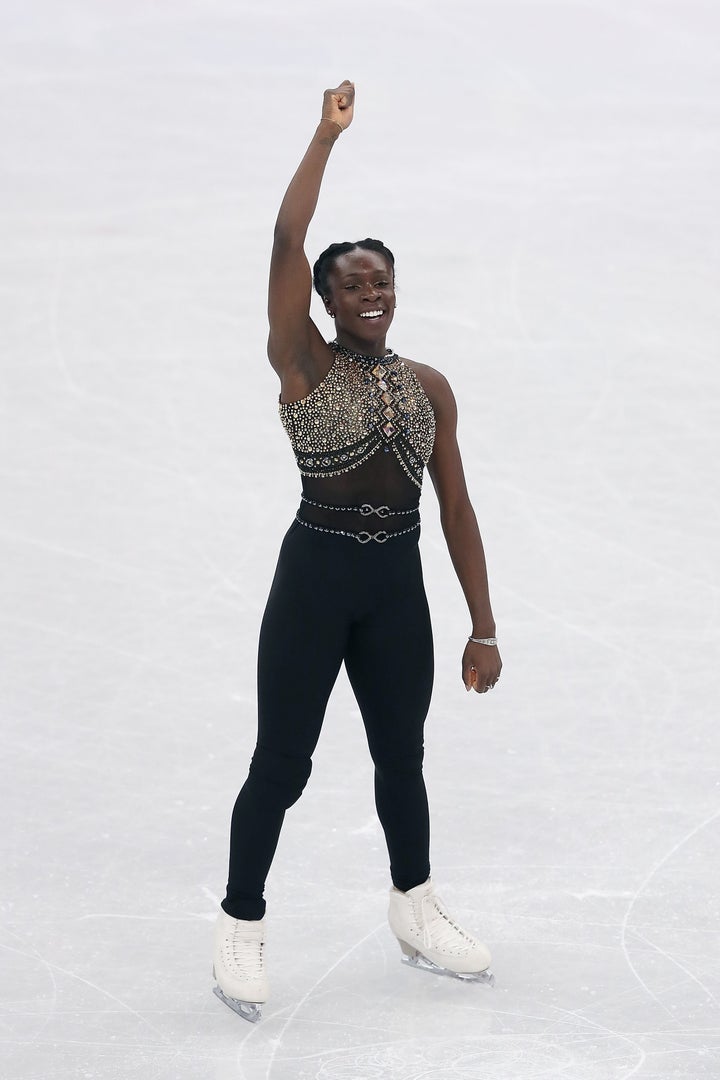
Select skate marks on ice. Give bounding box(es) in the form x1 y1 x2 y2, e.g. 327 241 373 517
228 841 720 1080
0 920 179 1076
255 1034 647 1080
231 929 650 1080
251 923 390 1079
235 953 713 1080
619 807 720 1026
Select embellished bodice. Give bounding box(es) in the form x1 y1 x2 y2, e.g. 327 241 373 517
279 341 436 489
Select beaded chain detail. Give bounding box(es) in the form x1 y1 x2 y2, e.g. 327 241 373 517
294 514 421 544
300 494 419 519
279 341 436 489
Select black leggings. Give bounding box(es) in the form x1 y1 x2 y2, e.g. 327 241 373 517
222 519 434 921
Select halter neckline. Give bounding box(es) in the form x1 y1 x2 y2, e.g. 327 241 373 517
330 340 398 366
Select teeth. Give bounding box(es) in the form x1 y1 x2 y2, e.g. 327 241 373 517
360 310 384 318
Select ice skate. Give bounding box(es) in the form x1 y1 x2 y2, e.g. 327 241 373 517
388 878 495 986
213 911 269 1022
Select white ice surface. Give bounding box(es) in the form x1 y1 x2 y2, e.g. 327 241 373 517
2 1 719 1078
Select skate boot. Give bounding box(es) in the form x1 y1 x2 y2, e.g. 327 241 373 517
388 878 495 986
213 910 269 1022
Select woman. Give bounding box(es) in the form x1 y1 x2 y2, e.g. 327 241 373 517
213 81 502 1022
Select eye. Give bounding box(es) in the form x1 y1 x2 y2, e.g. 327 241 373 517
344 284 360 290
376 280 389 287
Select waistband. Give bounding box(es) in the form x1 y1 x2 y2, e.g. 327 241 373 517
294 513 421 545
300 494 419 519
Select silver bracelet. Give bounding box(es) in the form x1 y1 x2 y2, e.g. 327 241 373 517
468 635 497 646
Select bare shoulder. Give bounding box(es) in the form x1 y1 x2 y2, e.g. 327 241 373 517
400 356 456 416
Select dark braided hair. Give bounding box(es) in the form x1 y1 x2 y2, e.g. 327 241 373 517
312 238 395 299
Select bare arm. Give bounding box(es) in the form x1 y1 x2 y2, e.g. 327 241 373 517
267 81 354 395
422 366 502 694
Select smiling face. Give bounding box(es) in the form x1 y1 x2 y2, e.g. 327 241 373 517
324 249 396 353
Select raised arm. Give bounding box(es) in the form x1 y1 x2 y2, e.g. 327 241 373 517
267 81 354 398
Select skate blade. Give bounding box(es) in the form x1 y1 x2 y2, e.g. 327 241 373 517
400 947 496 987
213 984 262 1023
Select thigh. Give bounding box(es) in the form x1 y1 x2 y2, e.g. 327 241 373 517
344 544 434 761
257 522 350 757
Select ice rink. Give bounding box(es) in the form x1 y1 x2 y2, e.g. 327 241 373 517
2 1 719 1077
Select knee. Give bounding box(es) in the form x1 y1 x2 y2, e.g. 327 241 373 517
247 744 312 809
373 747 425 784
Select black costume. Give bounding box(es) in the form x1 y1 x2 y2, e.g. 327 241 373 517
222 342 437 921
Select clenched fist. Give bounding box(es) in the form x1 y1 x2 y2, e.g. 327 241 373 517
322 80 355 131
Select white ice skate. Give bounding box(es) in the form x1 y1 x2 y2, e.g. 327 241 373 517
213 911 269 1022
388 878 495 986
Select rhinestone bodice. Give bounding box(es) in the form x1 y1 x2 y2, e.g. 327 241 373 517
279 342 436 489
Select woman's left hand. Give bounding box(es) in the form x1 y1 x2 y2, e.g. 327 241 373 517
462 640 502 694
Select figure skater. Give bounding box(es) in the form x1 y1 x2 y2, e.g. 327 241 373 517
213 80 502 1022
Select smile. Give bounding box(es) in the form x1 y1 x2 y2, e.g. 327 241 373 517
359 310 384 319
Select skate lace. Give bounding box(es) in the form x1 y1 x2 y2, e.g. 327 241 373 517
227 928 264 979
419 892 475 954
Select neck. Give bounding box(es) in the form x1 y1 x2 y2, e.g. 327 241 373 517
334 330 388 358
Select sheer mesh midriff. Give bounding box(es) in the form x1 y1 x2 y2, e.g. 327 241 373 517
297 447 421 531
